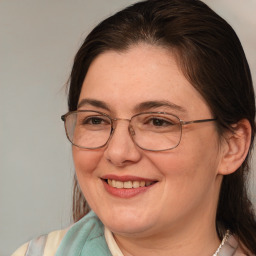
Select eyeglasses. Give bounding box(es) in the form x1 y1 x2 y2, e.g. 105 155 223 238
61 110 216 151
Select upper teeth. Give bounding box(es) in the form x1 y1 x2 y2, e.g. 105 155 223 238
108 179 153 189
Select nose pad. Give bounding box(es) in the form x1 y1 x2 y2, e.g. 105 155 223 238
129 126 136 136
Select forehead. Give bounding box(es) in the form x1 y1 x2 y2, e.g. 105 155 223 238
79 44 211 118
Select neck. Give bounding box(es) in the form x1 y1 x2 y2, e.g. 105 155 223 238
114 224 221 256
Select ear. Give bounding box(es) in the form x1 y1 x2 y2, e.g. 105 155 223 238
218 119 252 175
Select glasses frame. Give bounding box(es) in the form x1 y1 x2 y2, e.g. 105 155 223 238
61 110 216 151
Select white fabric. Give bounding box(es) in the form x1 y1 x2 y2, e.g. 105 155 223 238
104 227 124 256
11 229 67 256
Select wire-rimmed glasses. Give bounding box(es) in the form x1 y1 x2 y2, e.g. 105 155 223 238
61 110 216 151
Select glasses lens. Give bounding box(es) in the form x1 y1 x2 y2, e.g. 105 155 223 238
131 113 182 151
65 111 112 149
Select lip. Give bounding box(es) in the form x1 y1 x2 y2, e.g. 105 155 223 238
101 175 158 199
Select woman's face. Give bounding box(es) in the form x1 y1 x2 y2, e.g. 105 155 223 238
73 44 224 238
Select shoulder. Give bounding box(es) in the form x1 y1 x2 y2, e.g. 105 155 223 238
11 212 104 256
11 242 28 256
11 228 68 256
44 229 68 255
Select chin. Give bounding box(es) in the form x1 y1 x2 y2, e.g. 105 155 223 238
97 207 156 235
106 219 153 236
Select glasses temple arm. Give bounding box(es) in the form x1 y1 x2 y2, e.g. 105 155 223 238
181 118 217 125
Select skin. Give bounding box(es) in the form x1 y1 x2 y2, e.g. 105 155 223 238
72 44 250 256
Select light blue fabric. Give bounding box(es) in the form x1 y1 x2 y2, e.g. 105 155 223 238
55 211 112 256
25 235 48 256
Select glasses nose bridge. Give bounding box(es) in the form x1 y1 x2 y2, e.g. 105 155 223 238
112 117 132 126
111 117 134 135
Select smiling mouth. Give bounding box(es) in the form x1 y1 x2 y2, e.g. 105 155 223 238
106 179 155 189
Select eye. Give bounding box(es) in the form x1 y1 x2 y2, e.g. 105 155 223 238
145 116 176 127
80 115 111 126
135 114 180 132
85 117 104 125
151 117 173 126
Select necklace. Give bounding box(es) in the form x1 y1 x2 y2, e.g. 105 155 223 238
212 230 231 256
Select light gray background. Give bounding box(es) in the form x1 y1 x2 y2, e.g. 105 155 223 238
1 1 255 255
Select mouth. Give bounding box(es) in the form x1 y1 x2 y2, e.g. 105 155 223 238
101 175 158 198
106 179 155 189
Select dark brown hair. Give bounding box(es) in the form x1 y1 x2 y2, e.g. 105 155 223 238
67 0 256 252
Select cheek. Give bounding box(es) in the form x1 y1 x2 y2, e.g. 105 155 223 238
148 130 221 192
72 147 103 179
149 140 220 219
72 147 105 211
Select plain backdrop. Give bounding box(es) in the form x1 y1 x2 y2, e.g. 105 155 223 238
1 1 255 255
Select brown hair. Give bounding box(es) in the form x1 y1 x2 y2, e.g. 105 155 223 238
67 0 256 252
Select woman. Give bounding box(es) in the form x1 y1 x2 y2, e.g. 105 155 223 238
12 0 256 255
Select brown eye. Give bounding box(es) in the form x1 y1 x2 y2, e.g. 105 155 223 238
80 115 110 126
83 117 105 125
151 118 173 126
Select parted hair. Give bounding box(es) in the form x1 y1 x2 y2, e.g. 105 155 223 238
67 0 256 253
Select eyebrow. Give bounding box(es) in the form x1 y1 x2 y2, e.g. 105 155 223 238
77 98 187 114
77 98 111 111
134 100 187 113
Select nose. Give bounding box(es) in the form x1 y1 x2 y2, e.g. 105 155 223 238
104 120 142 167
